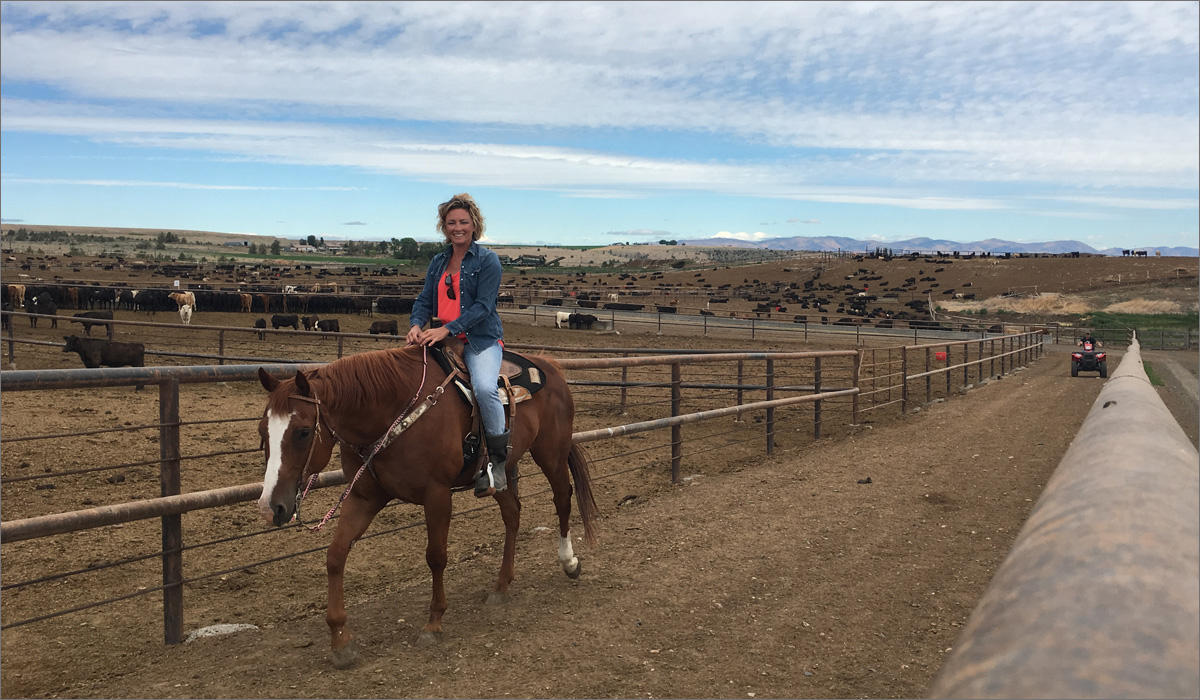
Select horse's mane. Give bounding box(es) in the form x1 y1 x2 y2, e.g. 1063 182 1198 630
270 346 431 415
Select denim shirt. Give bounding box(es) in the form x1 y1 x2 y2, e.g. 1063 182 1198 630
409 241 504 353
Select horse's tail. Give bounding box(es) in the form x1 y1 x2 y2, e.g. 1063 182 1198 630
568 442 599 546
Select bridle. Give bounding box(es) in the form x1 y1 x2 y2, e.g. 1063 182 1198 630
263 345 465 532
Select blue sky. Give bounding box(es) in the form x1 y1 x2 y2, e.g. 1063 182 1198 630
1 1 1197 250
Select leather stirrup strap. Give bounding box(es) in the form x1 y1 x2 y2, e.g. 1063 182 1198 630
501 374 516 431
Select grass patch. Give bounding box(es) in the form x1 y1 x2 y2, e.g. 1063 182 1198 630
1143 362 1167 387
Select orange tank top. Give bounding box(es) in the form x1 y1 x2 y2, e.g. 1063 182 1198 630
437 271 467 340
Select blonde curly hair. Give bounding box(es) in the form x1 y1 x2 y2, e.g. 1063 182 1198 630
436 193 486 242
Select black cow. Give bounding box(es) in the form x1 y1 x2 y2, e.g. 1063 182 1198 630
89 288 118 310
71 310 113 336
568 312 598 330
253 317 267 340
369 319 398 335
315 319 340 335
28 294 57 328
271 314 299 330
62 335 144 368
301 315 319 331
117 289 137 311
1 301 10 330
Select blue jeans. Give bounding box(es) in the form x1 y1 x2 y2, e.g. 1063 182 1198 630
464 340 505 435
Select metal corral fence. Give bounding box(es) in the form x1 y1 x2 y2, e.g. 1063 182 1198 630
929 332 1200 699
2 307 1054 370
0 334 1039 647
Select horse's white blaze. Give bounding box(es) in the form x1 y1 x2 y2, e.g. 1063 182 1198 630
558 530 578 570
257 409 294 521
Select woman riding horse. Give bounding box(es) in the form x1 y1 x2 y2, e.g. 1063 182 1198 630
406 193 510 498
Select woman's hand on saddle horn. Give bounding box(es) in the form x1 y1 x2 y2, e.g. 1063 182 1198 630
415 325 451 346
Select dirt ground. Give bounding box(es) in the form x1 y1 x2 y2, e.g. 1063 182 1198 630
1 251 1197 699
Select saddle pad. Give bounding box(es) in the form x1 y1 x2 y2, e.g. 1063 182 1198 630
432 345 545 407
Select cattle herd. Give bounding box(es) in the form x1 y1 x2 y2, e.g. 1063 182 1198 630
4 248 1193 372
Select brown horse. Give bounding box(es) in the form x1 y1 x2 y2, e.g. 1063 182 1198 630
255 344 598 668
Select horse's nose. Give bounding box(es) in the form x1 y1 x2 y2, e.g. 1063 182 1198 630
272 504 290 527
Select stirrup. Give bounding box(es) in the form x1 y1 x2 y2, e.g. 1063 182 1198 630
474 461 507 498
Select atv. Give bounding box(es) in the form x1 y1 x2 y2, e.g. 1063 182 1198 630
1071 339 1107 378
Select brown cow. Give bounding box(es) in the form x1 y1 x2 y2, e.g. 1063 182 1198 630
255 294 270 313
239 293 253 313
65 286 79 309
6 284 26 309
168 291 196 311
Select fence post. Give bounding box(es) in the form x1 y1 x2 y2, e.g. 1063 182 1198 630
991 338 996 378
851 350 861 425
619 352 629 415
901 346 909 414
106 320 114 341
766 358 776 453
337 335 344 359
657 312 661 333
735 360 745 422
812 356 822 440
945 344 952 396
703 314 707 337
670 362 682 483
925 346 932 404
751 317 756 340
6 315 14 368
158 379 184 645
217 330 225 365
533 305 537 325
963 342 969 386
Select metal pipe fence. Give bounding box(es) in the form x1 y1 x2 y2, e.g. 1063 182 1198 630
0 349 857 645
928 332 1199 699
3 307 1059 371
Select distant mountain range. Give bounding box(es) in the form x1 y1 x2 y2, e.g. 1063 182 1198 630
676 235 1198 257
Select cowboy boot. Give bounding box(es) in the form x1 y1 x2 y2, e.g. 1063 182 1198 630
474 431 510 497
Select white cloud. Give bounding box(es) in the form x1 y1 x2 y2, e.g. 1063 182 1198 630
1 176 360 191
1 1 1196 219
1030 195 1199 210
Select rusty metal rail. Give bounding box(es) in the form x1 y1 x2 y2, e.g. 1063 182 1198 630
929 332 1200 699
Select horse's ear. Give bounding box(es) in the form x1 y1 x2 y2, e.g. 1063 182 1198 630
258 367 280 392
294 370 313 397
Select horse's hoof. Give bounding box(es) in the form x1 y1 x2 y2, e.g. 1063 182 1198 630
416 629 443 647
486 590 511 606
330 640 359 669
564 559 582 579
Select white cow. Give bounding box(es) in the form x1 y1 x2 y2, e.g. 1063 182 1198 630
178 304 193 325
608 293 619 302
555 311 571 329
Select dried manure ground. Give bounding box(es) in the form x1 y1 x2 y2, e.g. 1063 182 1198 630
1 251 1197 699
